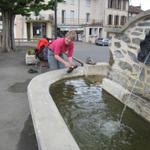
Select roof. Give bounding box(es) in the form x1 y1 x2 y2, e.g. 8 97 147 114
129 5 143 14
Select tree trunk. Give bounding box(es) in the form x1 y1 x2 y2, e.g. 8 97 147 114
2 10 16 52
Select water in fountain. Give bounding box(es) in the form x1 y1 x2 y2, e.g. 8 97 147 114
119 51 150 123
50 76 150 150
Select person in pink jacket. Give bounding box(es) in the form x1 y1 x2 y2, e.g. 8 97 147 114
47 31 76 70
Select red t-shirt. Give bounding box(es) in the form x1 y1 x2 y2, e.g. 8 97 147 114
48 38 74 57
36 38 49 50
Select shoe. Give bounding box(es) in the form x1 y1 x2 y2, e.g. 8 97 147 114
28 69 38 73
67 65 78 73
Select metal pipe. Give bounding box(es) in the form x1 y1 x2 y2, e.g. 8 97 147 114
72 56 84 66
78 0 80 24
64 53 84 66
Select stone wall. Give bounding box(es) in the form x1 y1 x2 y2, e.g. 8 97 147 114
108 10 150 100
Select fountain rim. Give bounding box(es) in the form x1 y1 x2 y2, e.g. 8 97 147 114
27 64 109 150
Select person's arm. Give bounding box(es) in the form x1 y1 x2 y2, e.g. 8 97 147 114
54 55 71 68
68 57 72 64
67 42 74 64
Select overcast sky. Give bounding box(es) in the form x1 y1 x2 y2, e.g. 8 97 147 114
130 0 150 11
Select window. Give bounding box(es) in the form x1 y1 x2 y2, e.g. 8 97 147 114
123 0 127 10
62 10 66 24
108 15 113 25
33 23 46 37
89 28 97 36
70 10 75 18
86 13 90 23
108 0 121 9
89 28 92 35
70 10 75 24
86 0 91 7
118 0 121 9
93 28 97 36
108 0 116 9
114 15 119 26
108 0 112 8
120 16 126 25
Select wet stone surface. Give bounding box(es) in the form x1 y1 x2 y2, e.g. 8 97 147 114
131 32 142 36
138 22 150 26
135 28 143 32
114 50 124 58
16 115 38 150
132 38 142 45
128 51 139 63
118 61 133 72
8 79 31 93
114 42 121 48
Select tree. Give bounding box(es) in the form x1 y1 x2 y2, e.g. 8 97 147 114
0 0 63 52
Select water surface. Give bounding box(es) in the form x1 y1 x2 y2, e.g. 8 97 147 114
50 76 150 150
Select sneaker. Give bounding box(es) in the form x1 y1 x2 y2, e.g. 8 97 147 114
28 68 38 73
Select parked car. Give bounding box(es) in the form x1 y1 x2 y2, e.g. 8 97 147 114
95 38 110 46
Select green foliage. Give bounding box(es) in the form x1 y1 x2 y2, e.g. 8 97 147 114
27 48 35 55
0 0 64 15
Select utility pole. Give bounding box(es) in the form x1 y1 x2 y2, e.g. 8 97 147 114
128 0 130 20
54 0 57 39
78 0 80 24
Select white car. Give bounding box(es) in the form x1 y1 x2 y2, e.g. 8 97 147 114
95 38 111 46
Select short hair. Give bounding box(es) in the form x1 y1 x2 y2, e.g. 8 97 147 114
65 30 76 41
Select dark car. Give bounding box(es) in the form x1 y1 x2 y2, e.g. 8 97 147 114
95 38 110 46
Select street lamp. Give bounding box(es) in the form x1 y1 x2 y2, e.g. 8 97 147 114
54 0 57 39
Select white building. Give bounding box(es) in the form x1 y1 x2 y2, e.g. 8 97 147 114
13 0 129 43
57 0 129 42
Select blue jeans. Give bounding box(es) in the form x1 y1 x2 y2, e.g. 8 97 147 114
47 49 65 70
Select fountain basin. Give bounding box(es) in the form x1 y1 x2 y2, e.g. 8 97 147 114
27 64 109 150
50 77 150 150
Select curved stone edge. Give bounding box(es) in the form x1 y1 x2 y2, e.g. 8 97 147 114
102 78 150 123
27 63 109 150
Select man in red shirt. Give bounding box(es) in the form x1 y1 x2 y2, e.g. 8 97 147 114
47 31 76 70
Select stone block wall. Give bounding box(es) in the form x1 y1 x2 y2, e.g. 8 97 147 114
108 10 150 100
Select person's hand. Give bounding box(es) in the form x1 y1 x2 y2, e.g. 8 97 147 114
66 64 78 73
69 63 77 68
64 62 72 68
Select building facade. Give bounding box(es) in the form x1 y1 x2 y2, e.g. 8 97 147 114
84 0 129 42
13 0 129 42
17 9 54 40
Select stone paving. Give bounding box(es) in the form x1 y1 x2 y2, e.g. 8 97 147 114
0 43 109 150
0 48 38 150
